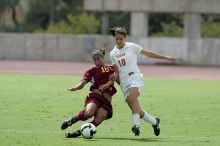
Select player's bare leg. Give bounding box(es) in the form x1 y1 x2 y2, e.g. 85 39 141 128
126 87 142 136
61 103 97 130
92 108 108 126
127 87 160 136
65 108 108 138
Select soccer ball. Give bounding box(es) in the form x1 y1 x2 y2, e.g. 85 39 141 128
80 123 97 139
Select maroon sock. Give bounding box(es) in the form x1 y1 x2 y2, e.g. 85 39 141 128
74 110 87 121
90 120 100 127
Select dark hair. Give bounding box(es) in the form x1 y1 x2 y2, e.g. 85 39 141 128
92 48 106 57
108 27 127 37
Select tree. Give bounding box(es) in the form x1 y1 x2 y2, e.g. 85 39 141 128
0 0 20 31
149 13 184 37
21 0 83 32
8 0 20 31
202 14 220 38
35 13 100 34
22 0 52 32
151 21 183 37
108 12 130 35
0 0 7 12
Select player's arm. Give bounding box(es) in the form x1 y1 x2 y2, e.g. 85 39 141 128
67 80 89 92
141 49 176 63
99 79 114 93
110 64 120 81
99 65 120 92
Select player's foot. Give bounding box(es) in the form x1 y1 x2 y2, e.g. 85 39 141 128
61 118 77 130
65 130 81 138
152 118 160 136
131 125 140 136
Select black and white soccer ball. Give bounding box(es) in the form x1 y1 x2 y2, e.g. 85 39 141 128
80 123 97 139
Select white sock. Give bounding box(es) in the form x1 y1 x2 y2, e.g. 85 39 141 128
142 112 157 125
132 114 140 126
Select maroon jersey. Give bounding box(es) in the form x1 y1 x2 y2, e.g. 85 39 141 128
83 65 117 96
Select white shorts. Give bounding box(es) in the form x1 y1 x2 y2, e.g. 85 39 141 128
120 73 144 100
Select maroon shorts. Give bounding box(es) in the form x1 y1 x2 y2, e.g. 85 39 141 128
84 92 113 119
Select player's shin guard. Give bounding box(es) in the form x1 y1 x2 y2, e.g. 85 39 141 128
142 112 157 125
74 110 87 121
132 114 140 126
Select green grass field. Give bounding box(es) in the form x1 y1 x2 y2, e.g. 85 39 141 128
0 74 220 146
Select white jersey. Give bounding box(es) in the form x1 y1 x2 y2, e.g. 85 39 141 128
110 42 143 80
110 42 144 99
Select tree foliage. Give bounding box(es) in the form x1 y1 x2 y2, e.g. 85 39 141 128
0 0 220 37
0 0 20 31
149 13 184 37
22 0 55 32
35 13 100 34
0 0 7 12
152 21 183 37
108 12 130 34
21 0 83 32
202 14 220 38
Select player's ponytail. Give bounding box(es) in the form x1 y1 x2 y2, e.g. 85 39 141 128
108 27 116 37
108 27 127 37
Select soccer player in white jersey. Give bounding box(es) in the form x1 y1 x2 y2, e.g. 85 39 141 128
109 27 176 136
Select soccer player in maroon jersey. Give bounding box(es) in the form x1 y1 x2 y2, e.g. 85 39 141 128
61 48 117 138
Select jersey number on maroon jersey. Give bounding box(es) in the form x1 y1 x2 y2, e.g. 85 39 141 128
118 59 126 67
101 67 110 73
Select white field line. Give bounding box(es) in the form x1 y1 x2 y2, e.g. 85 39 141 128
0 129 219 140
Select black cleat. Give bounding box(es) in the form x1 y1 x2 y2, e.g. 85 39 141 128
152 118 160 136
61 118 77 130
65 130 81 138
131 125 140 136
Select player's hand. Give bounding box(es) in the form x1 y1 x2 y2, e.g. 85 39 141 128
99 84 108 93
109 74 118 81
166 56 176 63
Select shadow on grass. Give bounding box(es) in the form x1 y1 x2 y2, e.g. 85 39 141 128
94 137 199 143
65 136 202 143
95 137 159 142
65 137 158 142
